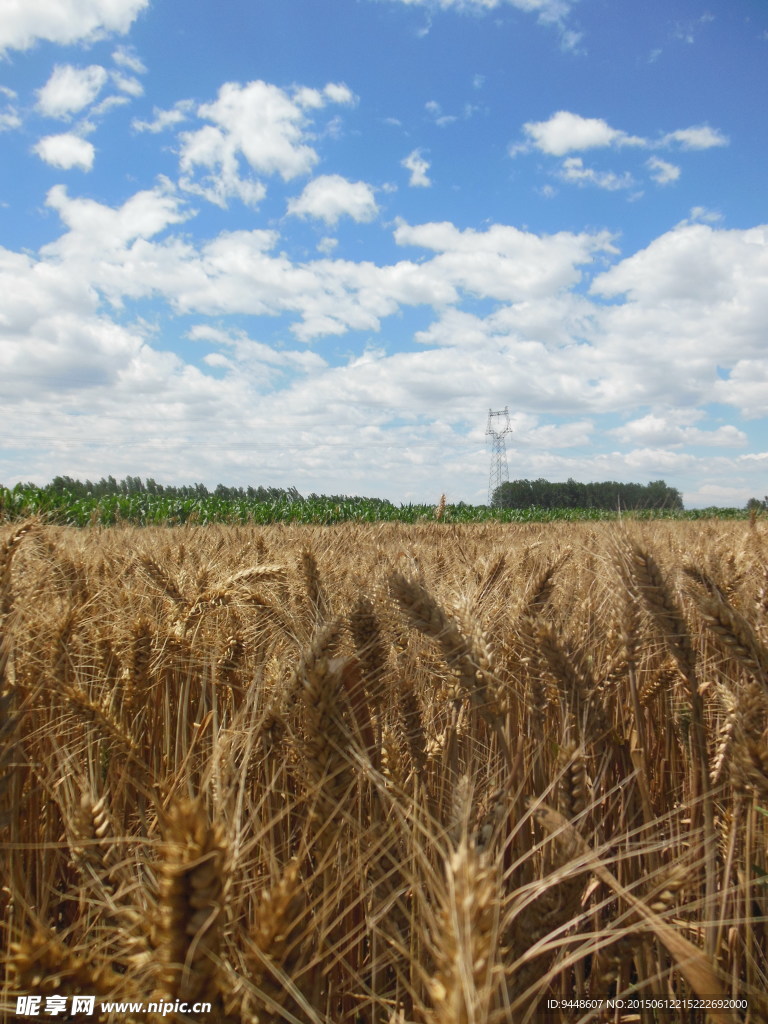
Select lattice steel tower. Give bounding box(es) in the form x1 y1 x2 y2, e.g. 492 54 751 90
486 406 512 506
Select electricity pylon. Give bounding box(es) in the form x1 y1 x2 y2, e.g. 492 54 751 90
487 407 512 506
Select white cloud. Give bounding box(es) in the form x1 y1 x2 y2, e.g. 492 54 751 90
4 195 768 504
30 186 616 344
111 46 147 74
0 108 21 131
687 206 723 225
514 111 728 163
402 148 431 187
43 183 191 253
89 94 130 119
0 87 20 131
646 156 680 185
512 113 727 192
111 71 143 97
178 80 356 207
559 27 582 51
33 134 95 171
461 410 596 452
661 125 729 149
425 99 458 126
132 101 194 133
323 82 356 106
610 413 746 448
559 157 634 190
523 419 595 449
375 0 572 26
591 223 768 312
714 361 768 420
0 0 148 54
188 324 327 386
394 219 617 300
5 183 768 503
36 65 109 119
520 111 641 156
287 175 379 226
183 81 315 178
622 448 698 473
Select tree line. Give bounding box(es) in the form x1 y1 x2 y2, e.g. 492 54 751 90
38 476 302 502
492 478 684 510
28 476 396 507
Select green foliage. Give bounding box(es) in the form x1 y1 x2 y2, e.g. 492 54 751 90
0 477 751 526
493 477 684 511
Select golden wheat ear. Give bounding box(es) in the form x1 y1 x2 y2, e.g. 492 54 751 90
0 521 35 688
624 541 698 687
8 929 133 1002
0 522 34 607
243 858 311 1021
0 683 27 829
348 591 389 712
151 798 227 1005
424 837 501 1024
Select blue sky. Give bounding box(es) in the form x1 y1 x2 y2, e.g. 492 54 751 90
1 0 767 506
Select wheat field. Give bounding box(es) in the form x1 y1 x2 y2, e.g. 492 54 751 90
1 518 767 1024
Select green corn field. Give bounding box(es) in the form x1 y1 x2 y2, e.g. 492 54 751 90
0 483 752 527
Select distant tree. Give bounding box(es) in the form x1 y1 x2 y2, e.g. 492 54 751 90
494 478 683 511
36 476 311 502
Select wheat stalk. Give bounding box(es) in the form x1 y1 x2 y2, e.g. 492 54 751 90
152 798 227 1003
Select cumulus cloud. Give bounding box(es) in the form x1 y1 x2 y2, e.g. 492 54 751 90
0 0 148 54
187 324 327 387
41 184 192 271
27 186 616 343
178 80 356 207
111 71 144 97
686 206 723 225
610 413 747 447
287 175 379 226
0 87 21 131
132 101 194 133
621 448 698 474
520 111 637 156
402 148 431 187
36 65 109 119
517 110 729 157
661 125 728 149
88 95 130 119
647 156 680 185
425 100 458 127
714 361 768 420
23 189 768 396
322 82 356 105
393 219 617 301
4 180 768 502
112 46 147 74
591 223 768 311
33 134 95 171
374 0 573 28
0 108 21 131
559 157 634 190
